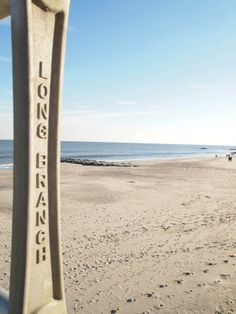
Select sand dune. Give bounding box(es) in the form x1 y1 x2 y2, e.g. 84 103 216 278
0 156 236 313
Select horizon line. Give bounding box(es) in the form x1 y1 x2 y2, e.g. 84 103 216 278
0 138 235 147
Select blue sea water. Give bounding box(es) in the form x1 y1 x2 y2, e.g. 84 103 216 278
0 140 233 169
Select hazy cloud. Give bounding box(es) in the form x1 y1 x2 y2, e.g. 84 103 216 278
0 56 11 63
189 84 208 90
0 17 10 27
68 25 82 33
62 109 93 116
63 109 163 120
97 110 162 118
0 101 12 108
116 100 139 106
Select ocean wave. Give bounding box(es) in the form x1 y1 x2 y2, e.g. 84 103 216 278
0 163 14 169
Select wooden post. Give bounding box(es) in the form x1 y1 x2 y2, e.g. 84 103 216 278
0 1 70 313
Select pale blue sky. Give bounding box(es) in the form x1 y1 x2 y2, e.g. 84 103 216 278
1 1 236 144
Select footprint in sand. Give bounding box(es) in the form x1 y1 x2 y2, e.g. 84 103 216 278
207 262 216 266
220 273 231 280
185 289 193 294
154 304 164 310
126 298 136 303
145 292 156 298
183 272 193 276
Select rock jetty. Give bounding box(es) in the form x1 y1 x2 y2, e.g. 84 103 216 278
61 158 138 167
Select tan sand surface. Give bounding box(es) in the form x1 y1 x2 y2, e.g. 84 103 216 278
0 156 236 313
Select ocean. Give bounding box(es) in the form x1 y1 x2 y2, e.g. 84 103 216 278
0 140 233 169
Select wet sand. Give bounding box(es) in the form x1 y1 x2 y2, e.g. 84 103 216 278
0 156 236 313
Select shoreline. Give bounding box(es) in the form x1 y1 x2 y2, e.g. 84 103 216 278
0 153 226 170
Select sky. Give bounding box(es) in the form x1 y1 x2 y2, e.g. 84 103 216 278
1 0 236 145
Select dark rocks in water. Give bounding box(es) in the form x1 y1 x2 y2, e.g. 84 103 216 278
61 158 138 168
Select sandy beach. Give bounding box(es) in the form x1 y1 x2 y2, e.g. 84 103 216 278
0 156 236 313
